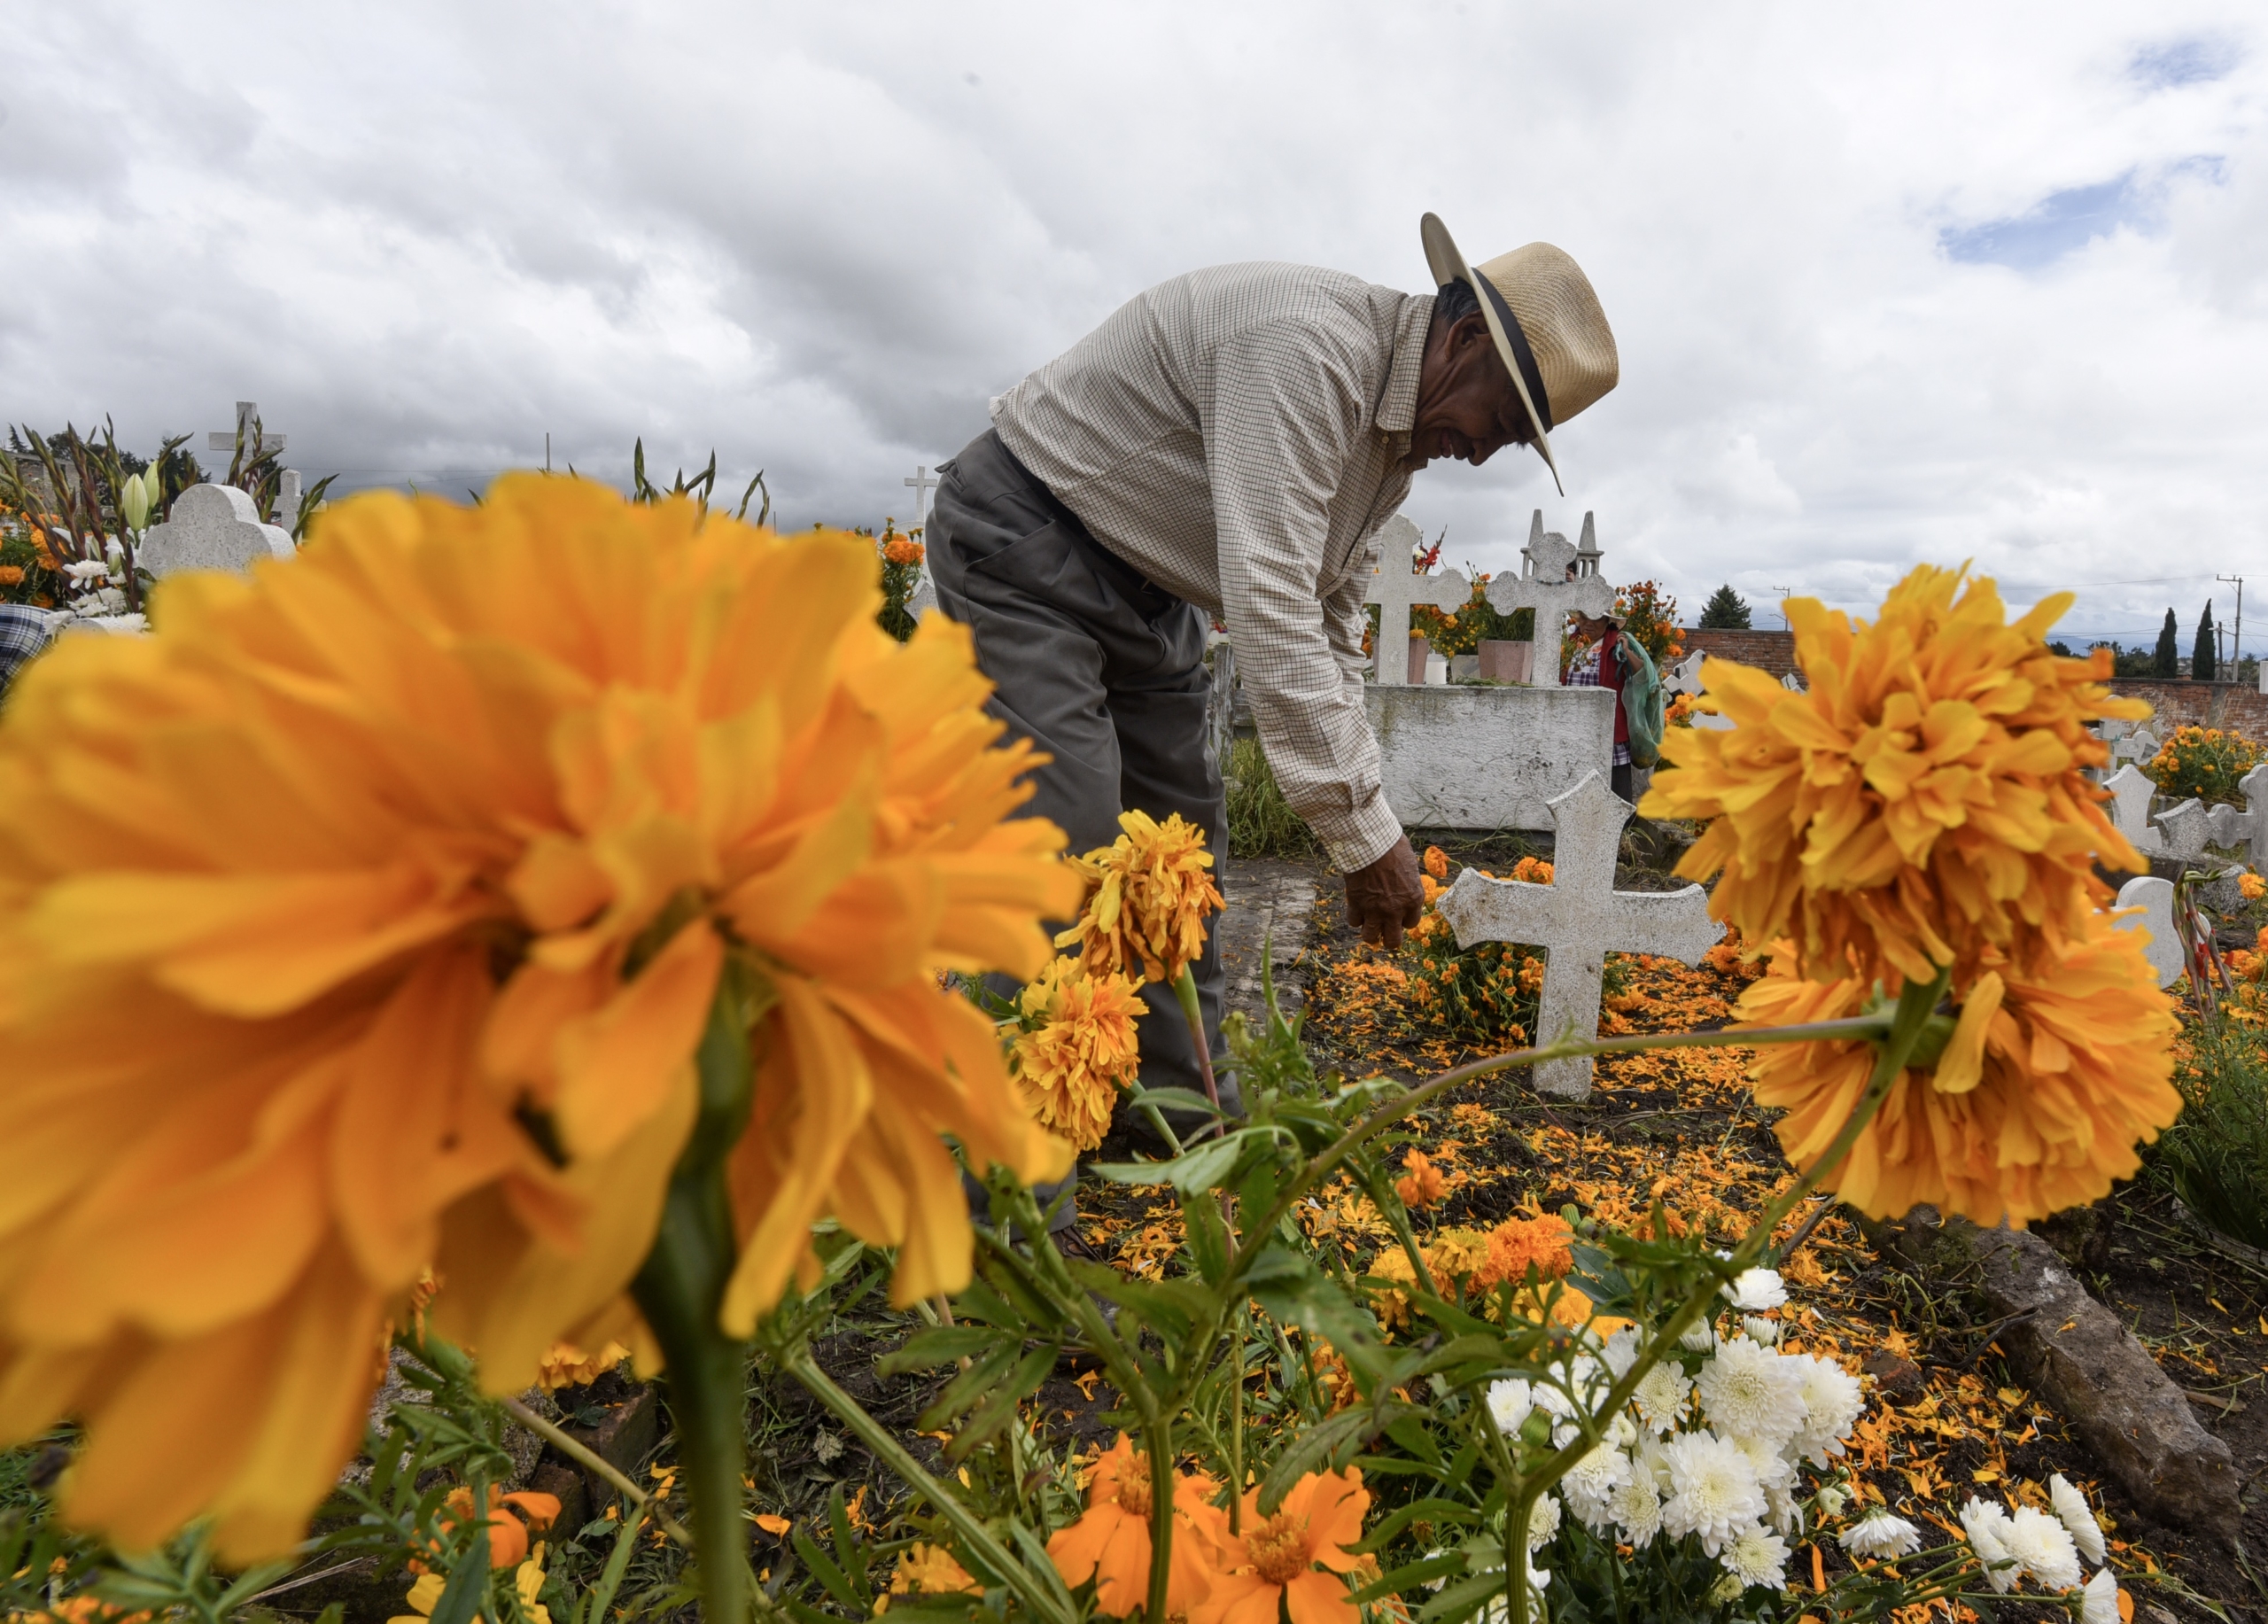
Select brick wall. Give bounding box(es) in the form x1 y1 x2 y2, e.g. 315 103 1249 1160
1680 628 1798 677
2108 679 2268 739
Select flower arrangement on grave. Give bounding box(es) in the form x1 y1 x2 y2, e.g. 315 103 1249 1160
1405 844 1554 1043
1612 579 1682 665
875 518 927 642
0 545 2169 1624
2145 723 2261 805
1417 571 1530 657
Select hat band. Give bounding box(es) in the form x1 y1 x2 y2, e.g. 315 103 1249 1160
1472 275 1555 432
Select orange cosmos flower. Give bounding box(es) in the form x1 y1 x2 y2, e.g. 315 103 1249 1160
1640 566 2148 986
1046 1434 1229 1617
1194 1469 1370 1624
1012 956 1146 1151
1736 916 2180 1227
1060 811 1224 986
0 475 1076 1558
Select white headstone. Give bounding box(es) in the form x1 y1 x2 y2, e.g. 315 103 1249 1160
2111 874 2184 989
907 571 939 622
1483 510 1615 688
2101 764 2165 857
139 483 296 579
1435 771 1721 1097
2154 797 2210 863
2205 762 2268 859
1365 516 1469 688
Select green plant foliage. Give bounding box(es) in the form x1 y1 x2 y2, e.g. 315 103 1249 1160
2155 1015 2268 1249
1224 734 1320 859
2144 725 2262 805
1697 585 1750 630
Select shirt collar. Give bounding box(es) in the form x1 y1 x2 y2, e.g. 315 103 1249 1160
1374 292 1433 438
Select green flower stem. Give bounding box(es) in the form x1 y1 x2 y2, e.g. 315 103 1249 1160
782 1348 1076 1624
630 971 755 1624
1173 965 1222 1109
500 1396 693 1549
1145 1419 1179 1624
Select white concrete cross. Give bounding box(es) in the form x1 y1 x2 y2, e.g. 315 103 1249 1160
1664 648 1736 732
903 463 940 532
1483 510 1615 688
2206 762 2268 860
2112 727 2159 770
1365 514 1469 687
1435 771 1722 1098
209 400 285 460
2101 765 2166 857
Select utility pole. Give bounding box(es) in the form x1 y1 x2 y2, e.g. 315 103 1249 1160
2219 573 2243 674
1772 586 1793 629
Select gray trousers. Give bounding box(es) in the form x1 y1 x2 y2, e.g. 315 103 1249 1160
928 431 1238 1192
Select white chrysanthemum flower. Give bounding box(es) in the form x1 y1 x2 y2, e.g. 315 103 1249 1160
1720 1527 1790 1589
2050 1475 2108 1566
1603 1325 1643 1377
2081 1567 2121 1624
1708 1573 1745 1605
1681 1319 1720 1351
1960 1498 2017 1593
1660 1431 1767 1555
1789 1354 1865 1465
1724 1267 1789 1311
1695 1335 1806 1448
1533 1380 1578 1421
1765 1484 1802 1535
1563 1441 1635 1520
63 559 111 582
1840 1511 1922 1560
2006 1505 2084 1591
1607 1474 1664 1546
1526 1492 1562 1551
1733 1430 1797 1492
1814 1483 1849 1518
1743 1314 1782 1346
1632 1361 1693 1434
1487 1378 1534 1436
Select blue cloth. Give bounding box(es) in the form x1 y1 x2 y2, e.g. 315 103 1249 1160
0 605 59 697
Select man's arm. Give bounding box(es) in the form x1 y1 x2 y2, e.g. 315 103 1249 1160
1205 321 1423 944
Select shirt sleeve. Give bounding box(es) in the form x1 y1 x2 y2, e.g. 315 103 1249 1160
1204 319 1404 872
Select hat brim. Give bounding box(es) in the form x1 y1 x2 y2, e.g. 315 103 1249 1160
1420 212 1562 495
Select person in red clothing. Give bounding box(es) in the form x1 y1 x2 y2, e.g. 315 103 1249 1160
1563 608 1634 802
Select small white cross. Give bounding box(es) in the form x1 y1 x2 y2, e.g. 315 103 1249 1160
2206 762 2268 859
1363 515 1469 686
1484 510 1615 688
1436 772 1722 1098
209 400 286 460
903 464 941 532
2101 764 2165 857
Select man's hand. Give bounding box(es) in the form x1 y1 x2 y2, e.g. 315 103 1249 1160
1345 835 1425 949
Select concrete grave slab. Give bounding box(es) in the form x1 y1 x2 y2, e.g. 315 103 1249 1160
1364 684 1614 831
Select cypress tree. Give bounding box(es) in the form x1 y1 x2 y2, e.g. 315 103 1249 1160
1698 585 1751 629
2155 609 2180 678
2194 602 2218 681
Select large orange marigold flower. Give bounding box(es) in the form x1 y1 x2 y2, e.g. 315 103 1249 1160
1736 917 2180 1226
1060 810 1224 985
1193 1469 1370 1624
1046 1434 1228 1617
1011 956 1145 1151
0 476 1077 1558
1640 567 2148 985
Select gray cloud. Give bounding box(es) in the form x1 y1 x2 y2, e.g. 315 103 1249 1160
5 0 2267 651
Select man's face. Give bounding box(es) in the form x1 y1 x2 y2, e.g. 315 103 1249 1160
1404 310 1535 473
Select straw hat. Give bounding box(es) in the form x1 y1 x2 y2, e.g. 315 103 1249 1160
1420 213 1618 494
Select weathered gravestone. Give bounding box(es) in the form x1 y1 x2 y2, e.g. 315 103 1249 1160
1435 772 1721 1097
1365 516 1469 688
138 483 296 579
1481 511 1614 689
2110 875 2184 989
1363 684 1613 830
2206 762 2268 864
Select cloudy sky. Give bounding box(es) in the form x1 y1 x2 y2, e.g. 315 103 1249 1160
9 2 2266 649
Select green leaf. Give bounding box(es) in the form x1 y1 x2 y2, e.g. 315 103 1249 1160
423 1526 492 1624
1255 1404 1404 1514
1348 1497 1481 1555
1424 1570 1518 1623
827 1485 871 1604
1092 1128 1261 1193
946 1345 1057 1462
792 1527 864 1613
1180 1190 1229 1284
916 1340 1025 1432
880 1325 1002 1374
1349 1549 1470 1602
1244 1247 1392 1387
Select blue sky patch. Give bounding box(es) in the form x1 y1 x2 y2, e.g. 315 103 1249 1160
2130 35 2240 89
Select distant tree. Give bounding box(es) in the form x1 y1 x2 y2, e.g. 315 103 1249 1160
1697 584 1751 629
2049 641 2072 657
2194 601 2218 681
2155 610 2180 678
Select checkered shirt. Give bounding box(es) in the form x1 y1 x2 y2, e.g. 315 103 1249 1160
993 263 1433 870
0 604 58 697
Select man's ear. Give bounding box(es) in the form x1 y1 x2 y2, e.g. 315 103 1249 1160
1452 311 1493 354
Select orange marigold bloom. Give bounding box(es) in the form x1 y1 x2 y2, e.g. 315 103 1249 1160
1394 1150 1448 1209
880 1542 980 1606
0 564 23 587
0 476 1077 1559
1736 917 2180 1226
2241 873 2266 902
534 1337 631 1390
881 537 926 568
1046 1434 1227 1617
1012 956 1145 1151
1060 810 1224 985
1193 1470 1369 1624
1477 1214 1573 1289
1640 567 2148 986
1422 845 1450 882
